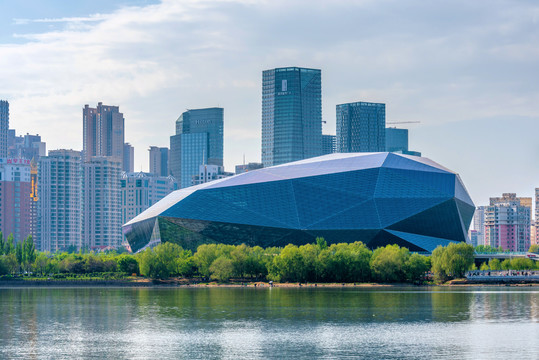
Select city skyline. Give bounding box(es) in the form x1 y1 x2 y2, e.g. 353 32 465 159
0 0 538 207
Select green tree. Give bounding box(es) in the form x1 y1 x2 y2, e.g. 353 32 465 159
510 258 534 270
269 244 306 282
528 244 539 254
15 241 23 273
404 253 430 282
209 256 234 282
117 254 140 275
0 232 4 255
370 244 409 282
316 237 328 250
488 258 501 270
500 259 511 270
431 243 474 281
23 235 36 271
5 233 14 255
479 262 489 271
33 253 49 276
193 244 220 277
2 254 18 275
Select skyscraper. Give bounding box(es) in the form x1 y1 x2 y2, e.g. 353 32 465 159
82 102 125 165
123 142 134 172
0 100 9 158
38 150 82 252
261 67 322 167
336 101 385 153
322 134 336 155
82 156 122 249
8 132 46 160
149 146 169 177
385 128 408 153
169 108 223 188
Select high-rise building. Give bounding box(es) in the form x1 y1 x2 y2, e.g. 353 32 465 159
535 187 539 246
123 143 134 172
8 132 46 160
0 158 31 243
472 205 486 247
120 172 178 225
192 164 233 186
386 128 408 153
29 159 38 245
336 101 385 153
235 162 263 175
149 146 169 177
485 193 531 252
261 67 322 167
322 134 336 155
0 101 9 158
82 156 122 249
82 103 125 165
38 150 82 252
169 108 224 188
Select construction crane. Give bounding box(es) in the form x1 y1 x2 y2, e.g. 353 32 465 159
386 121 421 125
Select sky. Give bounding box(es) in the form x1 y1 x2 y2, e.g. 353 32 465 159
0 0 538 209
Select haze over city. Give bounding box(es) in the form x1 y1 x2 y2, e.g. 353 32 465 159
0 0 538 207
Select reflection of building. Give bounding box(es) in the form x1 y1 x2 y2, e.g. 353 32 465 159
124 152 474 253
337 102 385 153
38 150 82 252
322 134 336 155
169 108 224 188
121 172 178 225
0 158 31 243
82 103 125 166
149 146 169 176
192 164 232 186
82 156 122 249
485 193 530 252
262 67 322 167
235 162 263 175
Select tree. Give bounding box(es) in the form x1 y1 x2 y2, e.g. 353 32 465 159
510 258 534 270
269 244 306 282
488 258 501 270
479 262 489 271
0 232 4 255
316 237 328 250
5 233 14 255
529 244 539 254
194 244 220 277
33 253 49 276
370 244 409 282
500 259 511 270
23 235 36 271
404 253 430 282
209 256 234 282
431 243 474 281
15 241 23 273
117 255 140 275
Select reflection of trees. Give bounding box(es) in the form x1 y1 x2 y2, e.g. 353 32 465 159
469 290 539 322
430 290 472 322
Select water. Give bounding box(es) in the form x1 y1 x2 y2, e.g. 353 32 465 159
0 286 537 359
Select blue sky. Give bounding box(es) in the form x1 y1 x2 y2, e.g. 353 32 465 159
0 0 538 209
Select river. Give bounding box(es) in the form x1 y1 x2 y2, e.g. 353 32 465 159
0 286 537 359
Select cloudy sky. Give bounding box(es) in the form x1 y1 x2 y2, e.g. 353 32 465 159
1 0 538 209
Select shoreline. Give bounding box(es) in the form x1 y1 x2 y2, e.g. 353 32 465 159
0 279 538 288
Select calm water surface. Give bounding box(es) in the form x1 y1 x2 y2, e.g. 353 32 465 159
0 286 537 359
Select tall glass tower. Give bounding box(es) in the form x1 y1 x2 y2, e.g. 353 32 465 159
169 107 223 188
0 100 9 158
262 67 322 167
336 101 385 153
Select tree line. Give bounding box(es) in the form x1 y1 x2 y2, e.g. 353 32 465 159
1 233 538 283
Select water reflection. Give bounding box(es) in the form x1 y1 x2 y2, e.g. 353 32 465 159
0 287 537 359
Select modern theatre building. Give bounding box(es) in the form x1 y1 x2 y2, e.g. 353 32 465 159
122 152 474 253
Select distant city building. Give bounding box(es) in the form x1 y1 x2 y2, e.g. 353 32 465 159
8 132 46 160
386 128 408 153
469 230 479 247
82 103 125 166
38 150 82 252
149 146 169 177
192 164 233 186
29 159 38 244
322 134 336 155
262 67 322 167
336 101 385 153
531 224 536 246
0 158 31 243
485 193 531 252
123 143 134 172
0 101 9 158
235 162 263 175
120 172 178 225
169 107 224 188
472 205 486 247
82 156 122 249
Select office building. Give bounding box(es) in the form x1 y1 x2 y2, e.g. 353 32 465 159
82 156 122 249
124 152 474 253
8 132 46 160
261 67 322 167
322 134 336 155
123 143 134 172
29 159 38 245
149 146 169 177
235 162 263 175
120 172 177 225
169 108 224 188
38 150 82 252
484 193 531 252
0 101 9 158
386 128 408 153
82 103 125 165
336 102 385 153
192 164 232 186
0 158 32 243
472 205 486 247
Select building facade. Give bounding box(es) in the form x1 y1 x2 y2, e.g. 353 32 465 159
336 102 385 153
8 132 46 160
386 128 408 153
38 150 82 252
192 164 233 186
121 172 177 225
149 146 169 177
123 143 134 172
322 134 336 155
82 103 125 166
0 158 31 243
261 67 322 167
472 205 486 247
484 193 531 252
0 101 8 158
82 156 122 249
169 108 224 188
